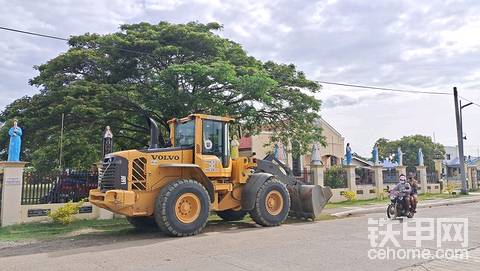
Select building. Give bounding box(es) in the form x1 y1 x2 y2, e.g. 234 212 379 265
444 146 458 161
442 145 479 181
238 118 345 175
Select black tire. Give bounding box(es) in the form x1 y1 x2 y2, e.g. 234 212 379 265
250 178 290 227
126 216 158 229
387 204 397 219
406 211 414 218
155 179 210 237
216 210 247 221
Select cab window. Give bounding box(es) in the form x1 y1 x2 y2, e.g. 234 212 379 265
174 120 194 147
203 120 230 167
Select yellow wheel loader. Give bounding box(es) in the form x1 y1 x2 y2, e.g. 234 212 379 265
89 114 332 237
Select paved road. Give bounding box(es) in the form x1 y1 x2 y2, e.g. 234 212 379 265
1 202 479 271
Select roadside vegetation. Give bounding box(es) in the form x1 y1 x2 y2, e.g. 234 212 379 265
325 192 469 209
0 212 338 242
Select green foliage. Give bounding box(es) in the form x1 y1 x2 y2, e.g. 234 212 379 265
343 190 357 201
444 183 456 195
0 22 323 169
48 200 85 225
374 135 445 172
324 166 347 188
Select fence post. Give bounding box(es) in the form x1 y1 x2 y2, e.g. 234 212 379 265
416 166 427 194
467 165 476 191
0 161 28 227
473 167 478 190
396 165 407 177
372 165 384 198
345 165 357 192
311 163 324 186
433 159 443 181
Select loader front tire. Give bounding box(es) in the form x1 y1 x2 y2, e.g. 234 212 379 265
250 178 290 227
216 210 247 221
155 179 210 237
126 216 157 229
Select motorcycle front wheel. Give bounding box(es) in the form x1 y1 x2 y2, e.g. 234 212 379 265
386 204 396 219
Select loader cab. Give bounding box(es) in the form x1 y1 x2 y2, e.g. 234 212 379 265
168 114 234 178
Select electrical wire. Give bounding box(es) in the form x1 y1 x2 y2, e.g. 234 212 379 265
0 26 68 41
0 26 155 56
459 96 480 108
317 81 451 95
2 25 480 107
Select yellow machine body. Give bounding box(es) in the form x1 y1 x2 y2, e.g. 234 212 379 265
89 114 256 217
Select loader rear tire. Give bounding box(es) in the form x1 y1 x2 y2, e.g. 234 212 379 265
126 216 157 229
250 178 290 227
216 210 247 221
155 179 210 237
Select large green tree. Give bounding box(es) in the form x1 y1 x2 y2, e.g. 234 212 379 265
0 22 323 171
375 135 445 172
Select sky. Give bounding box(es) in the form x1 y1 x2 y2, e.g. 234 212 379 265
1 0 480 157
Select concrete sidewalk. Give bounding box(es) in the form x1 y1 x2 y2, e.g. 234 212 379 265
330 194 480 218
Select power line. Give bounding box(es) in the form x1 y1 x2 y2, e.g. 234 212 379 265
2 25 480 107
0 26 68 41
459 95 480 108
317 81 451 95
0 26 155 56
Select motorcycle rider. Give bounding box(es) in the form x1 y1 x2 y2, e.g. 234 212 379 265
408 175 418 212
390 174 412 212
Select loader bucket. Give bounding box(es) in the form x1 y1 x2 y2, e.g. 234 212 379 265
287 184 333 220
256 155 333 220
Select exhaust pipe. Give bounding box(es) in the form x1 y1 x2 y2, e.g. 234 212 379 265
147 117 159 149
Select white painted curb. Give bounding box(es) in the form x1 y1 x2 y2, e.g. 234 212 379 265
331 197 480 218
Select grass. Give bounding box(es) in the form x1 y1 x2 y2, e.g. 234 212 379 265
0 211 337 242
0 218 132 241
325 192 469 209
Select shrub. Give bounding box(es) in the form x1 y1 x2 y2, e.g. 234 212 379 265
324 166 347 188
376 189 386 200
343 190 357 201
48 199 85 225
444 183 456 195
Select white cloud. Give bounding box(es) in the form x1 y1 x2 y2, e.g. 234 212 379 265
1 0 480 156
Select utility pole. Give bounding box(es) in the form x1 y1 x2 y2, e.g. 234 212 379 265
453 87 470 194
59 113 65 172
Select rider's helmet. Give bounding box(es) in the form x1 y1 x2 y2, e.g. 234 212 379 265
399 174 407 183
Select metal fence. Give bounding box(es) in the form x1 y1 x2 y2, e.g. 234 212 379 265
22 171 98 205
293 168 313 184
324 167 347 188
383 169 398 184
427 172 439 183
356 168 374 185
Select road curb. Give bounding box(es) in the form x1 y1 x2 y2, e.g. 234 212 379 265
331 197 480 218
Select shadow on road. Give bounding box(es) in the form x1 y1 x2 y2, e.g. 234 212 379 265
0 218 316 258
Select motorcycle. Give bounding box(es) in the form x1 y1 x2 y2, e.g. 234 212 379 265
386 191 414 219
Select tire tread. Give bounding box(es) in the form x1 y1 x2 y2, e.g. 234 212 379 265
155 179 210 237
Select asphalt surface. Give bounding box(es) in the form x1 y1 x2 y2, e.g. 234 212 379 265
0 202 479 271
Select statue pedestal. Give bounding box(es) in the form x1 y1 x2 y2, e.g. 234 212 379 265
310 162 324 186
472 167 478 190
416 166 427 194
372 165 384 197
467 165 477 191
0 161 28 227
345 165 357 192
396 166 407 177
